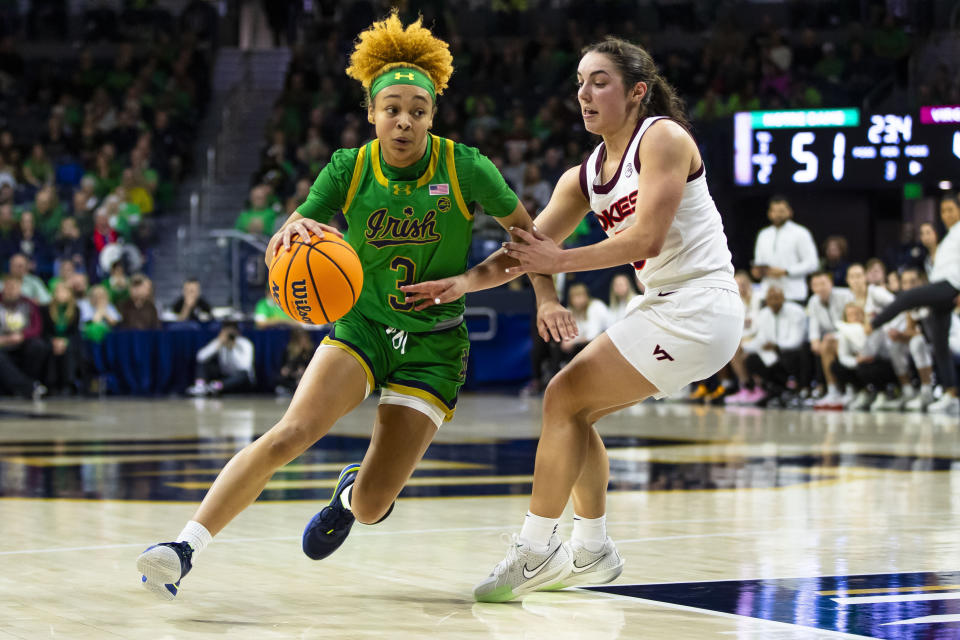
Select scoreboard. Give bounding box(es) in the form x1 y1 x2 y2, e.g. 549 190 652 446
733 106 960 188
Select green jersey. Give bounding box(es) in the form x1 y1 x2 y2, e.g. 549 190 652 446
298 134 517 332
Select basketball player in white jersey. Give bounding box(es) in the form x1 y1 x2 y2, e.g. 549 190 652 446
402 36 742 602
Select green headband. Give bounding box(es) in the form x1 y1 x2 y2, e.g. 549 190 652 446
370 67 436 101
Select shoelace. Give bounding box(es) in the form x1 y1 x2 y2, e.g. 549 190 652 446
492 533 522 576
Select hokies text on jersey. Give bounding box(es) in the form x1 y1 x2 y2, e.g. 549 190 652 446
595 189 638 231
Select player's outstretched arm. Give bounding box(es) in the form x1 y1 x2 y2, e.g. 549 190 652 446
400 167 590 340
504 121 691 275
400 166 590 299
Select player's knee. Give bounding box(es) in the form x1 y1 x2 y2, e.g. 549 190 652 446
349 491 393 525
264 418 316 465
543 373 592 426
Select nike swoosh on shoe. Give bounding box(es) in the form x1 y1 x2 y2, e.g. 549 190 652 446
571 556 605 573
521 545 562 580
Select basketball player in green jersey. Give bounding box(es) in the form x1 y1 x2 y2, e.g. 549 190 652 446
136 11 576 601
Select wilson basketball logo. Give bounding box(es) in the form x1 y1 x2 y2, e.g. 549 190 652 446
290 280 313 324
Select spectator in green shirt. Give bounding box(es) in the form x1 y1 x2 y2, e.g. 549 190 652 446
22 143 53 188
29 186 64 240
253 289 298 328
235 185 277 236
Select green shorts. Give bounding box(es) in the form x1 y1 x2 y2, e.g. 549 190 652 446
320 309 469 423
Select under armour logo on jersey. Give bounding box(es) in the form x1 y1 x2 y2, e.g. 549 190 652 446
394 72 415 80
393 184 412 196
653 344 674 361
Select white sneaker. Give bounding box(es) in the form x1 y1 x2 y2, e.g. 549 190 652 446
904 390 934 412
870 392 902 412
474 534 572 603
814 391 845 409
186 381 209 397
539 538 624 590
927 394 960 415
848 390 872 410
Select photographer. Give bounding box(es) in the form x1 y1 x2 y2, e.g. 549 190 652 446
187 321 255 396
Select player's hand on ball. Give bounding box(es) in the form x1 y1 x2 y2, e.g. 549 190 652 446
537 300 578 342
503 227 563 275
400 276 467 311
266 219 343 266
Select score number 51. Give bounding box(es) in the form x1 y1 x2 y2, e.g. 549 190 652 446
789 114 912 184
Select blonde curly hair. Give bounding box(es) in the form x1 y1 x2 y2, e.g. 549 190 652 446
346 10 453 99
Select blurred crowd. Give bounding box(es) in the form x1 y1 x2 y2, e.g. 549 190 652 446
2 0 955 403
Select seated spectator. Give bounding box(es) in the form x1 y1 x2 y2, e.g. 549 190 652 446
29 186 64 241
833 303 898 411
806 271 853 408
886 270 900 294
285 178 311 216
120 167 154 216
559 283 609 362
22 143 53 189
919 222 938 280
187 321 255 396
606 273 639 325
0 203 16 262
865 258 888 289
820 235 850 287
519 163 551 214
0 275 48 399
253 288 297 328
106 260 130 304
846 263 894 320
118 274 160 329
47 259 77 293
725 270 765 405
68 272 90 303
876 267 935 411
1 253 51 305
43 281 83 395
236 184 277 235
79 284 120 342
14 211 49 271
275 327 313 395
92 209 119 256
54 217 89 274
170 277 212 322
743 286 809 406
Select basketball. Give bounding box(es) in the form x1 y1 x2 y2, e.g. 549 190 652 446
268 233 363 325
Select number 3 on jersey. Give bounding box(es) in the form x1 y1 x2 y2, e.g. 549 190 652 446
388 256 417 311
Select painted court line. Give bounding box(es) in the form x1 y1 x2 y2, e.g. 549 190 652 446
832 592 960 605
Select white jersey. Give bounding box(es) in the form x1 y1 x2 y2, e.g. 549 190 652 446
580 116 736 293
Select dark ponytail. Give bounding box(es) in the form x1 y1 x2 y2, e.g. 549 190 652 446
582 36 690 131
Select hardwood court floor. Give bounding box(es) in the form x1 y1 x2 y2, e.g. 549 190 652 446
1 395 959 639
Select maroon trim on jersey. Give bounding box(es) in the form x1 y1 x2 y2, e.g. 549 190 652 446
592 118 645 195
578 161 588 200
632 116 705 183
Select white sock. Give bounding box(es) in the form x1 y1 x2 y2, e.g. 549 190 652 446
519 511 558 552
828 384 838 396
340 484 353 511
177 520 212 554
572 514 607 552
921 384 932 396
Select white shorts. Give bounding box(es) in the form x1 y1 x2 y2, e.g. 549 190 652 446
606 287 744 398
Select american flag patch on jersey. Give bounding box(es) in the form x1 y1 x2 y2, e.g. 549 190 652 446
429 183 449 195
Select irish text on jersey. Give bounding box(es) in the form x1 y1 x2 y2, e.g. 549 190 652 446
364 208 442 248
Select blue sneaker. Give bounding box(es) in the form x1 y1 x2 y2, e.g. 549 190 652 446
137 541 193 601
302 463 362 560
